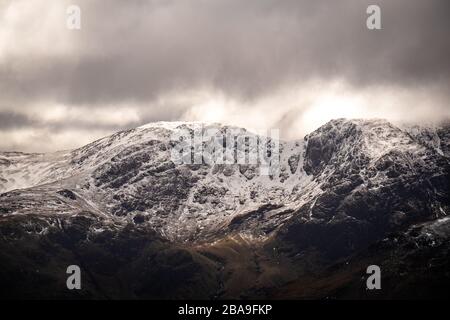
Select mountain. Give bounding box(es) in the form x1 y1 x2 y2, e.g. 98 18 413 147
0 119 449 299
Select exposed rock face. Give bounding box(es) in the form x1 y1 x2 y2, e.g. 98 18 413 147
0 122 306 241
280 119 450 259
0 119 449 299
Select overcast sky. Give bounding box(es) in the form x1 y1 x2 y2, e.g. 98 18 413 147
0 0 449 152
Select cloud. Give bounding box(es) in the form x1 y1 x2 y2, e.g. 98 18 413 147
179 80 450 140
0 0 449 151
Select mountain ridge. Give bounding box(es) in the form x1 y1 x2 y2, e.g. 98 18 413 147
1 118 449 243
0 118 449 299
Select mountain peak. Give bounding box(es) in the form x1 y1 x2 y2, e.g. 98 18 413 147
1 118 449 299
137 120 224 131
1 118 449 241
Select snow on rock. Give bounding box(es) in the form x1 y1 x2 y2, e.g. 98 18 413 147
1 119 449 243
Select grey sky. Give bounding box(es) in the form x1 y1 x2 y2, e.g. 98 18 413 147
0 0 449 152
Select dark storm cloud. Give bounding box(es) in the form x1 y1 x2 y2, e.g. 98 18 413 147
0 0 449 151
0 109 123 132
0 111 35 129
1 0 449 105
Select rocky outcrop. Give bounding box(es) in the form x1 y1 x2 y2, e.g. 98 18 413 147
0 119 449 299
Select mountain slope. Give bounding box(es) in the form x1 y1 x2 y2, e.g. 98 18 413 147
0 119 449 299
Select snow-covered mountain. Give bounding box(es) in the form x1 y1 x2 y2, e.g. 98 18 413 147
0 118 449 299
1 119 448 240
1 121 307 241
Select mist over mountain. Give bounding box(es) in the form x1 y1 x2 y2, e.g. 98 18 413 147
0 118 449 299
2 0 450 153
